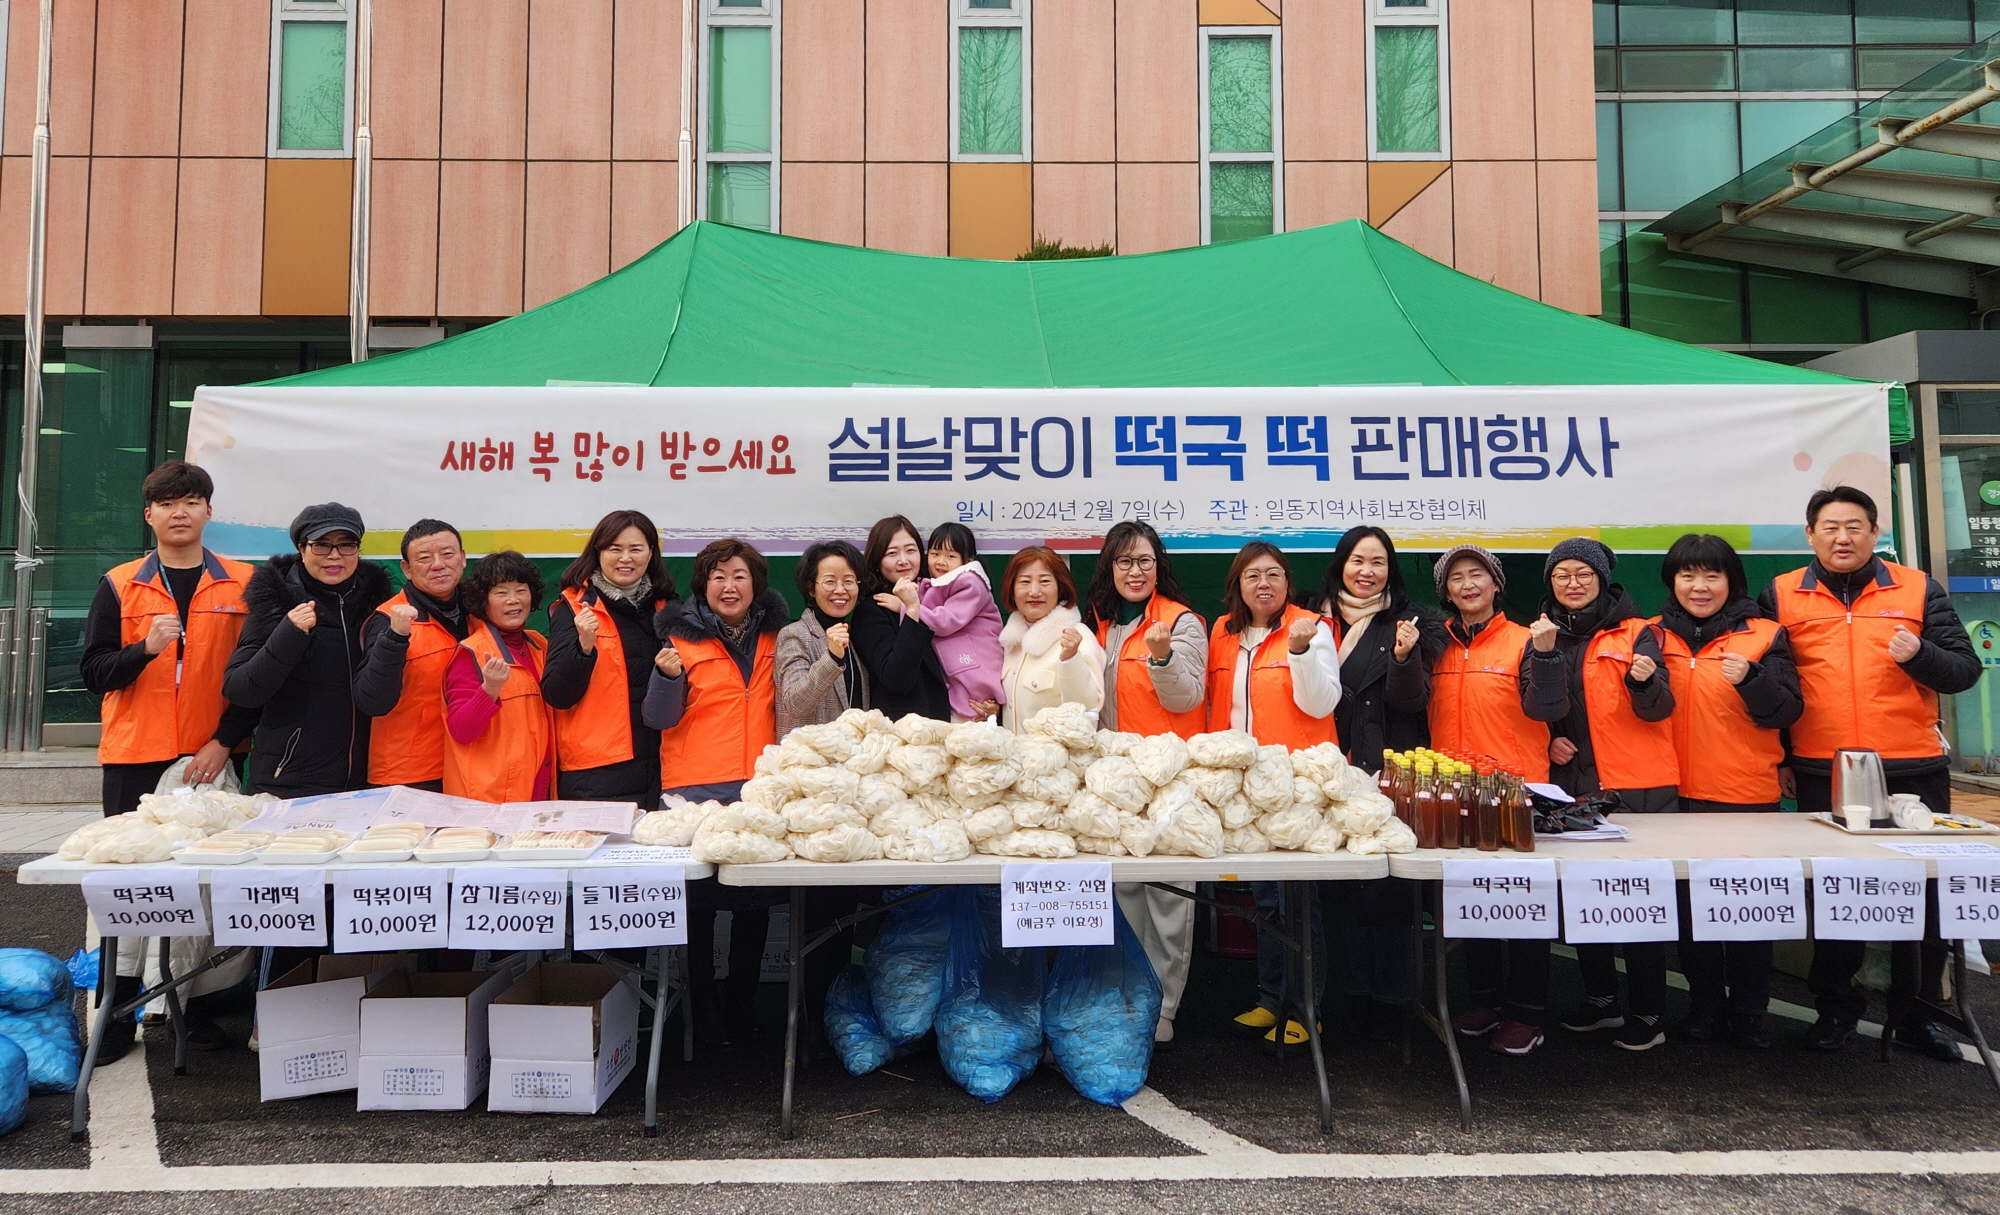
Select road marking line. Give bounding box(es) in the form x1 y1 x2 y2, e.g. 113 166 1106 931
12 1148 2000 1193
1120 1086 1272 1156
85 1024 161 1172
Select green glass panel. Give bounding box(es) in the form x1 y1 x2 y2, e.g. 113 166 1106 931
1868 285 1973 340
1598 222 1627 326
1982 0 2000 38
709 25 772 153
1738 0 1854 44
707 162 771 231
1738 47 1853 89
1618 102 1738 211
1740 100 1854 169
1747 267 1863 345
37 348 153 556
277 21 347 151
1857 47 1960 90
1939 391 2000 434
1855 0 1971 43
1596 102 1620 209
968 0 1015 7
1619 49 1735 90
1595 48 1616 90
959 27 1023 155
1624 228 1744 344
1209 37 1272 154
1595 1 1617 44
1617 0 1732 45
1373 27 1440 154
1209 163 1273 244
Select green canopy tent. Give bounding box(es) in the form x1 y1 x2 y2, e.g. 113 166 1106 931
258 220 1899 611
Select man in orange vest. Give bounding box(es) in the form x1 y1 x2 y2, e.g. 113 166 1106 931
81 461 256 816
354 520 469 791
1760 486 1980 1061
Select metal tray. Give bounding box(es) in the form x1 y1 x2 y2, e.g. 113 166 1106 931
1808 811 2000 836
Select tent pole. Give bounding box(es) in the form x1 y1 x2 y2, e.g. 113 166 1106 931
10 0 53 753
348 0 373 366
679 0 693 230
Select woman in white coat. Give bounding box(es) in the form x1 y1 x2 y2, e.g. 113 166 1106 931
997 546 1105 732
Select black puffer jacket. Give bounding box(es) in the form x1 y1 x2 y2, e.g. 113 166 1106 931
542 585 669 804
1520 584 1674 802
222 554 394 797
1324 597 1446 775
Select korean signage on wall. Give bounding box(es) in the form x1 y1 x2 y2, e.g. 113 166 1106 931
188 383 1890 556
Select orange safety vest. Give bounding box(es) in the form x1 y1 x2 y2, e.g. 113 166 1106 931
1580 617 1679 791
1658 617 1784 804
658 629 778 788
553 585 661 773
365 592 463 785
1427 616 1550 784
98 551 253 765
1095 595 1207 739
1771 561 1942 761
1205 605 1338 749
441 622 552 804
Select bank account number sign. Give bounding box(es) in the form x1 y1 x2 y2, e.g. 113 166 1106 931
1001 863 1115 947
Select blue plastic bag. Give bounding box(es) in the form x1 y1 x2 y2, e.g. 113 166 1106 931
823 965 899 1077
1043 904 1162 1107
0 1035 27 1135
864 887 954 1047
0 949 70 1012
935 887 1044 1103
0 1002 80 1094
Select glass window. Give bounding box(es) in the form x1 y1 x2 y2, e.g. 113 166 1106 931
709 26 772 153
1598 223 1627 326
276 20 347 151
1940 391 2000 435
1738 47 1853 89
1619 102 1739 210
1597 101 1621 209
1210 37 1273 153
1595 0 1617 44
1981 0 2000 39
1619 49 1735 90
1869 286 1972 340
1375 25 1441 153
1210 163 1274 244
1618 0 1732 45
1857 47 1961 90
1747 267 1864 344
968 0 1014 6
958 27 1023 155
1624 229 1745 344
707 162 771 231
1740 100 1854 168
1855 0 1971 43
1596 48 1616 90
1738 0 1853 44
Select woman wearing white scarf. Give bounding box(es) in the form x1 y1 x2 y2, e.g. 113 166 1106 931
997 546 1104 732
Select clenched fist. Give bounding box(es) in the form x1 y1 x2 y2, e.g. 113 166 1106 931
655 645 684 679
1628 654 1657 683
1287 616 1319 654
286 602 318 633
479 654 512 698
143 613 181 655
1059 626 1082 662
1144 620 1173 662
574 609 600 654
1719 653 1749 685
1529 614 1558 653
825 622 850 660
1393 617 1421 661
1888 625 1921 663
386 603 419 636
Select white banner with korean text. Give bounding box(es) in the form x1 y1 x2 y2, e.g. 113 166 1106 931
187 383 1891 556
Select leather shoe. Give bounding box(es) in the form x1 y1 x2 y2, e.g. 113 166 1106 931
1895 1018 1964 1063
1803 1015 1855 1051
1678 1008 1727 1042
1728 1014 1773 1051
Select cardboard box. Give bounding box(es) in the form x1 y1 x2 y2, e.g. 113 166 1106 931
487 962 639 1115
356 969 511 1111
256 953 415 1102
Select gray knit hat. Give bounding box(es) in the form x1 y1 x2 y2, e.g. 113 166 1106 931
1433 544 1504 599
1543 537 1616 585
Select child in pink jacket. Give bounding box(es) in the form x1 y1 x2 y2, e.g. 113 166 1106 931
920 523 1005 722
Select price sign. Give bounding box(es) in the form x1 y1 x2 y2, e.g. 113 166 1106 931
1685 858 1807 942
332 869 448 952
1440 858 1559 940
82 871 209 936
572 865 687 949
1000 862 1114 947
1560 859 1678 944
448 867 569 950
1935 856 2000 937
211 870 327 947
1810 857 1927 941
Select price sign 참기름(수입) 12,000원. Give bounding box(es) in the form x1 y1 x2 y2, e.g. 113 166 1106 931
448 868 570 951
210 869 327 947
1440 858 1559 939
332 869 448 952
571 866 687 949
1000 862 1115 947
81 871 209 937
1685 858 1808 942
1810 856 1929 942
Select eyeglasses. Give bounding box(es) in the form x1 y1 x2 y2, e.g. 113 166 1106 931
815 576 858 591
1112 556 1157 573
306 541 359 557
1550 571 1598 587
1241 568 1287 586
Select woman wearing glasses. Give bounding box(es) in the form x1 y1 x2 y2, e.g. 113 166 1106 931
223 502 393 797
1081 521 1207 1047
775 539 872 736
1523 537 1679 1053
